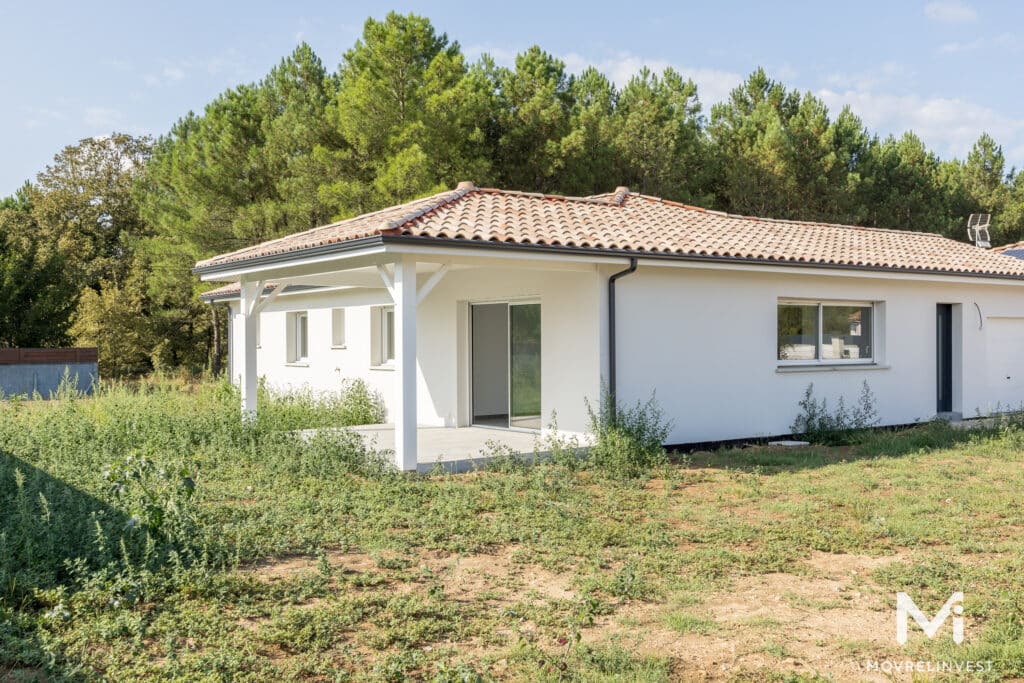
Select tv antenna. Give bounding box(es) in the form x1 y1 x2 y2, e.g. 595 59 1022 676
967 214 991 248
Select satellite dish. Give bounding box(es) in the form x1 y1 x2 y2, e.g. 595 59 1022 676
967 213 991 248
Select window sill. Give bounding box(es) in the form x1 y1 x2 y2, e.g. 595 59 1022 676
285 361 310 368
776 363 889 374
370 363 394 371
331 345 347 350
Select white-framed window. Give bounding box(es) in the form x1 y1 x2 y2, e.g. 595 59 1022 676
370 305 395 367
287 311 309 363
777 300 874 363
331 308 346 348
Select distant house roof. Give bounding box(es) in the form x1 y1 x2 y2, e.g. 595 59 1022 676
194 182 1024 280
992 241 1024 260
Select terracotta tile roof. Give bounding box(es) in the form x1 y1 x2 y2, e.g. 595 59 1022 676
195 185 474 270
195 182 1024 279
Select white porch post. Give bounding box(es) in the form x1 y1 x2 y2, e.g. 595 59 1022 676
393 256 418 470
239 280 260 421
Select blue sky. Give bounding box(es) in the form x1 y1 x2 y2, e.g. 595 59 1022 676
3 0 1023 195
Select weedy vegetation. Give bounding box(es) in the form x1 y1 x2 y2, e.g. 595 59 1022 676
790 381 880 446
1 377 1023 681
585 386 672 480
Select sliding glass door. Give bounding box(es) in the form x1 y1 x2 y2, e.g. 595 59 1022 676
509 304 541 428
471 302 541 429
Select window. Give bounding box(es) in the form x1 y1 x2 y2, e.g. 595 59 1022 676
382 308 395 362
777 303 818 361
778 301 873 363
371 306 395 366
287 311 308 363
331 308 346 348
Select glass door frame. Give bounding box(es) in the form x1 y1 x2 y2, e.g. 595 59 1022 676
468 297 541 432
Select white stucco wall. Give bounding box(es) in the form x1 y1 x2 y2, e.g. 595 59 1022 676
611 263 1024 444
227 264 604 434
226 258 1024 445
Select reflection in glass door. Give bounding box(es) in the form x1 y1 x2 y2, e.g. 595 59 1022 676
510 304 541 429
470 302 541 430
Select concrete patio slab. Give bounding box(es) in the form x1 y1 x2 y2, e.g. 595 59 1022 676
346 424 586 473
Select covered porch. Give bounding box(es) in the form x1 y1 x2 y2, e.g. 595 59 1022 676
203 241 614 470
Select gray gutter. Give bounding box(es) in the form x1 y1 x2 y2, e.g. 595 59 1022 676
379 235 1024 282
192 235 385 277
199 284 328 303
192 232 1024 283
607 258 638 418
200 293 241 303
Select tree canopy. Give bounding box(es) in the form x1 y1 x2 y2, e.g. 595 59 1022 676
4 11 1023 375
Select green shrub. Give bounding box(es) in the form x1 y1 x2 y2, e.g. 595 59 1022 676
585 386 672 479
482 439 532 473
790 381 879 445
103 453 199 542
534 412 584 470
259 377 385 430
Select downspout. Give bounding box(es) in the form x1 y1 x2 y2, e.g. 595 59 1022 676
608 257 638 417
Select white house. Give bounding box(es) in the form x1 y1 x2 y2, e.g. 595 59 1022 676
196 182 1024 469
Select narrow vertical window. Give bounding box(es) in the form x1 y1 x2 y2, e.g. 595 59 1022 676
287 311 309 363
371 306 395 366
383 308 395 362
331 308 346 348
297 313 308 361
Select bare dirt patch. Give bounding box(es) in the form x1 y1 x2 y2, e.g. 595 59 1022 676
247 550 377 582
581 550 915 681
241 547 928 681
435 546 576 603
245 544 574 603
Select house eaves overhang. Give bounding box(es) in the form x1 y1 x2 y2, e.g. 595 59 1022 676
199 283 330 303
383 235 1024 285
193 233 1024 286
192 235 387 279
201 291 246 303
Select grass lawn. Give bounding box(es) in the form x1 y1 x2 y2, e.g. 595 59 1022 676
2 380 1023 681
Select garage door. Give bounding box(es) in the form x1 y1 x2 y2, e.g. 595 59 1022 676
986 318 1024 409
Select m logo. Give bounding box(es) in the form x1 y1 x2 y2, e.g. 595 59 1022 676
896 592 964 645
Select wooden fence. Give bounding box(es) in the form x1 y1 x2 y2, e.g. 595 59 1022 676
0 348 99 365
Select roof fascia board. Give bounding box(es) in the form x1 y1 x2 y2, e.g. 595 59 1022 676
201 292 243 303
201 283 365 303
636 255 1024 287
193 236 386 279
379 235 1024 287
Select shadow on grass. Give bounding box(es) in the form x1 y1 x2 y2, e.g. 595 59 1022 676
674 421 992 474
0 451 130 600
0 451 130 676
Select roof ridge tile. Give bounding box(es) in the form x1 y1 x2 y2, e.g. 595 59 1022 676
382 185 475 231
